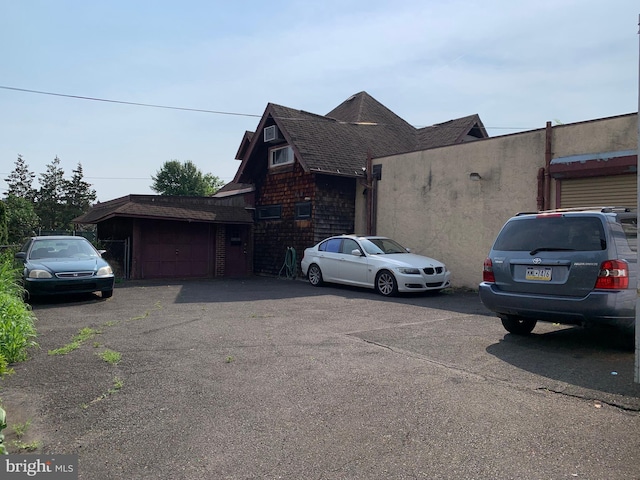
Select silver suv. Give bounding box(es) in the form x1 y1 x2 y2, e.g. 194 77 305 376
479 207 637 336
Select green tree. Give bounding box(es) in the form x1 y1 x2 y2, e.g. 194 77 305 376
35 156 66 230
62 163 97 228
4 195 39 244
151 160 223 196
203 173 225 196
0 201 7 245
4 154 36 200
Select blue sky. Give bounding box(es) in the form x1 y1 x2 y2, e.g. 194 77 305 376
1 1 638 202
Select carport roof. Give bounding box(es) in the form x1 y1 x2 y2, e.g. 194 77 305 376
73 194 254 225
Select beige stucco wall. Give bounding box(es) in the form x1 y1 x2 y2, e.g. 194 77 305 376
552 114 638 156
360 113 637 289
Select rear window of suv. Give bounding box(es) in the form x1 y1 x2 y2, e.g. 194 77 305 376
619 216 637 252
493 216 606 252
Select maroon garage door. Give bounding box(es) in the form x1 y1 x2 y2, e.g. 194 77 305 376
140 221 213 278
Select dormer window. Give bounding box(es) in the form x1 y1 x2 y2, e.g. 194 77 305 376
269 146 294 168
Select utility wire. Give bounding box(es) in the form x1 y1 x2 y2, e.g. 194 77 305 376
0 85 262 118
0 84 536 131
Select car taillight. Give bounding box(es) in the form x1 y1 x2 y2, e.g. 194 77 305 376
483 258 495 283
594 260 629 289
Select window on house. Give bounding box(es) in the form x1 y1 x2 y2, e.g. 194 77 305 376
257 205 282 220
269 146 294 168
295 201 311 219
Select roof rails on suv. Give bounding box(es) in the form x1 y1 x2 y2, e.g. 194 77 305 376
515 206 637 216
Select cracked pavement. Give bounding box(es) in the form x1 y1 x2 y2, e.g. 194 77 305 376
1 277 639 479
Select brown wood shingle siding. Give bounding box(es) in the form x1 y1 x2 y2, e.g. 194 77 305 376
252 165 356 276
313 175 356 243
253 162 315 275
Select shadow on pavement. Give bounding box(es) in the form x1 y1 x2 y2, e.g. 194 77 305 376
127 277 493 316
486 326 640 403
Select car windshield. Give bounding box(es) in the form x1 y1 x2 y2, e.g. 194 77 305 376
493 216 606 252
360 238 408 255
29 239 98 259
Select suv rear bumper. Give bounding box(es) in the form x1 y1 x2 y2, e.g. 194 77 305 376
478 282 636 329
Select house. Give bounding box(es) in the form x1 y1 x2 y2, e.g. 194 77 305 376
366 113 638 289
225 91 488 276
73 194 254 279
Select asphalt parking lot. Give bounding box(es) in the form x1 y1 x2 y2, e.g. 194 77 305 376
2 277 640 479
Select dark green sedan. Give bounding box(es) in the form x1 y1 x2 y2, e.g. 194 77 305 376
15 236 115 299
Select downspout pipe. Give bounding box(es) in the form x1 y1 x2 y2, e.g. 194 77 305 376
544 121 553 210
366 152 373 235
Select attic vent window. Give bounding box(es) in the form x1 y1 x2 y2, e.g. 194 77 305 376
264 125 282 143
269 146 294 168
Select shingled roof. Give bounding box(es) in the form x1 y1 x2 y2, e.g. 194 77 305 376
73 195 254 225
233 91 487 183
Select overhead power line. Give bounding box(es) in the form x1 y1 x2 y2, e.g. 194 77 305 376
0 84 536 130
0 85 262 118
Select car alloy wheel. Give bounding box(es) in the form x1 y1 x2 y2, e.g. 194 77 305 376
376 270 397 296
308 264 323 287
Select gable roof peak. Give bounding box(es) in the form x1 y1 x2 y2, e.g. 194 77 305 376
326 91 414 133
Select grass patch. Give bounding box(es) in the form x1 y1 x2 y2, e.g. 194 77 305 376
10 440 41 452
97 349 121 365
11 419 30 438
48 327 100 355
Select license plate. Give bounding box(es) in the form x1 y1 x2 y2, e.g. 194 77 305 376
526 266 552 281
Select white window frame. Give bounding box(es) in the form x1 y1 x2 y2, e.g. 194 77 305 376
269 146 294 168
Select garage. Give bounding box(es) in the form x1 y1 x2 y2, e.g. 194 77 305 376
74 195 254 280
139 220 214 278
558 174 637 208
550 149 637 208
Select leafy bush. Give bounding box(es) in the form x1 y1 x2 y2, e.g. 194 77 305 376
0 252 37 364
0 250 23 298
0 293 37 363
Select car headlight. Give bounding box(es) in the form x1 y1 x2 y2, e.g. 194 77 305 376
28 269 52 279
397 267 420 275
97 266 113 277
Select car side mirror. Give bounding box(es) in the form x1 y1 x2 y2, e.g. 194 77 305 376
14 252 26 260
351 249 363 256
98 250 107 256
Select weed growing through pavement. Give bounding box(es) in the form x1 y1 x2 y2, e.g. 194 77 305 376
8 419 40 453
11 439 40 452
97 349 121 365
110 377 124 392
11 419 30 438
85 377 124 408
48 327 100 355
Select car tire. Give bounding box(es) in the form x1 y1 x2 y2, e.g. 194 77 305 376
501 316 536 335
308 264 324 287
102 289 113 299
375 270 398 297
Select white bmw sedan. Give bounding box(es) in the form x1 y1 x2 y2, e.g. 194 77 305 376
300 235 451 296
